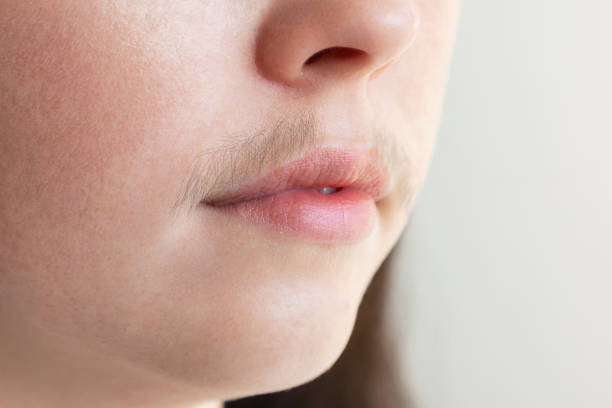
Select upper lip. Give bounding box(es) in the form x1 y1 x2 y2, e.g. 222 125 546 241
201 147 391 207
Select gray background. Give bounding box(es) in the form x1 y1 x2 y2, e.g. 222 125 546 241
390 1 612 407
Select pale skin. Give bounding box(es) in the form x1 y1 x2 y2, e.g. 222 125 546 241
0 1 460 407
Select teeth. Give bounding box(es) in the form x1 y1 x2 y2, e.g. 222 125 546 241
318 187 338 195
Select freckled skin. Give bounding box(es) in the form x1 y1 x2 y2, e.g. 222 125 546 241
0 1 459 407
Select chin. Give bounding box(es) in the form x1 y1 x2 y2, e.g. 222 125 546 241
231 307 359 399
143 280 363 401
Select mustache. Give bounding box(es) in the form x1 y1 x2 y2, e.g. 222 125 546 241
171 109 414 219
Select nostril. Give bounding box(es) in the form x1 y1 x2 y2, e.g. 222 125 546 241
304 46 366 66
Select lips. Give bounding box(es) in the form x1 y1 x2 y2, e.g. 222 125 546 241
200 147 390 243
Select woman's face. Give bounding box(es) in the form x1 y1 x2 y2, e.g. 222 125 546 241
0 0 459 405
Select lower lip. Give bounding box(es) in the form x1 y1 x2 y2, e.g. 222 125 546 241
207 188 377 243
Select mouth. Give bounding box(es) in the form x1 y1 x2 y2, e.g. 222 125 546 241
199 147 391 243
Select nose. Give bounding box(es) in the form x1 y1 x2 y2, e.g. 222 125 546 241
255 0 420 89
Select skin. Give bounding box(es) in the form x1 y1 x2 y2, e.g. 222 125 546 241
0 1 459 407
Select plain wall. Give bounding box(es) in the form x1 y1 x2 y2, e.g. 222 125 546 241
389 1 612 407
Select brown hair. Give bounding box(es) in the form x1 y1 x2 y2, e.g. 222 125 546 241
224 246 413 408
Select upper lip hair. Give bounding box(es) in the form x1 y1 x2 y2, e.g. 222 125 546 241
203 147 391 207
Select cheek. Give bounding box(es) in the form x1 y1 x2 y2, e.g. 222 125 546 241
0 4 296 373
369 0 459 173
354 0 460 229
0 3 219 324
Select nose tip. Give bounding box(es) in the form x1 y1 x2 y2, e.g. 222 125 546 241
255 0 420 88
